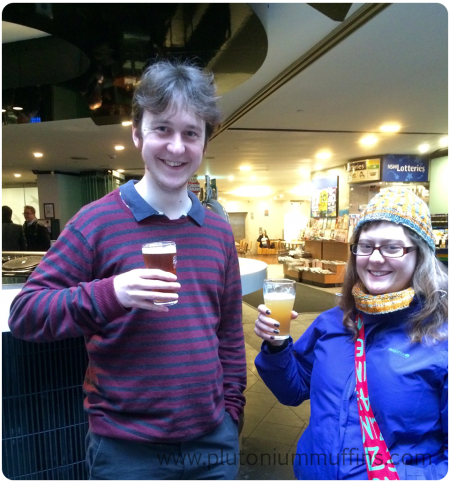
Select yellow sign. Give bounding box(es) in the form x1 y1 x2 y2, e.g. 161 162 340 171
347 159 380 183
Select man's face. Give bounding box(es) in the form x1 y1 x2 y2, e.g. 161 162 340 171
23 208 35 223
132 106 206 194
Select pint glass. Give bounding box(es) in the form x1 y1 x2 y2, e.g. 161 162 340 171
142 241 177 305
263 279 296 339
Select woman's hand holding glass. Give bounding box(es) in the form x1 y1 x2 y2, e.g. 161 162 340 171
254 304 298 346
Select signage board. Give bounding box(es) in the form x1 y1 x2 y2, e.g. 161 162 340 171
347 159 380 183
311 177 338 217
381 155 429 182
431 214 448 228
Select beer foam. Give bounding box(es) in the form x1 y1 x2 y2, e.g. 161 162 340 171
264 292 295 301
142 244 176 254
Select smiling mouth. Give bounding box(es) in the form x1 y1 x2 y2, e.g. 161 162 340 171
368 270 392 277
160 158 184 167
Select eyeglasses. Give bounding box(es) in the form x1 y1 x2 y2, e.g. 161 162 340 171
351 244 417 258
22 212 33 215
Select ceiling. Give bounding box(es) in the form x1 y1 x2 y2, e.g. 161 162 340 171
2 3 448 201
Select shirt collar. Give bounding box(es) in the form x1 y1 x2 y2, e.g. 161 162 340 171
119 179 205 226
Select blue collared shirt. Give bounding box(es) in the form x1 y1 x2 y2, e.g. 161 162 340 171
119 180 205 226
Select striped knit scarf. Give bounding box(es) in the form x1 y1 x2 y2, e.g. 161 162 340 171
352 281 414 479
352 282 415 314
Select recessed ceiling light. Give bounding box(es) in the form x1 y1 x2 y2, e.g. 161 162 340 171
12 106 23 111
380 123 400 133
239 165 251 171
418 143 429 153
439 136 448 147
14 173 21 178
2 109 6 112
115 145 125 151
117 169 125 173
316 151 331 160
121 121 132 126
33 152 43 157
360 134 378 146
228 175 234 181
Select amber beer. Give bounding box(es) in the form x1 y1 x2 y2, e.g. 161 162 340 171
142 241 177 305
263 279 296 339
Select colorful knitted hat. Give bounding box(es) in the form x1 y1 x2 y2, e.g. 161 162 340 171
356 187 435 251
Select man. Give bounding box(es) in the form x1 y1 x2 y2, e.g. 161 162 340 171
2 205 27 251
22 205 51 251
9 60 246 480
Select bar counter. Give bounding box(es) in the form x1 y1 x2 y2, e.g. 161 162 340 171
2 258 267 479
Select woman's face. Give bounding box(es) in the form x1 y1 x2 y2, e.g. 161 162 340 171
356 222 418 295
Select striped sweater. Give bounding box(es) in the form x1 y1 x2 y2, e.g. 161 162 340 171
8 180 246 443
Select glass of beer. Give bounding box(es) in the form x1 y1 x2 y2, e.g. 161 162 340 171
263 279 296 339
142 241 177 305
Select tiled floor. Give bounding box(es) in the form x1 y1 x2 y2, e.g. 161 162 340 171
238 260 339 480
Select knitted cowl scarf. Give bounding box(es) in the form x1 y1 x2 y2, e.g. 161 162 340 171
352 281 415 315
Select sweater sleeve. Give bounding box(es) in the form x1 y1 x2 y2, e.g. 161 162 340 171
216 239 246 423
255 316 325 407
8 223 128 342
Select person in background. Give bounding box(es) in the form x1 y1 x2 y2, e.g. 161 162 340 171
9 59 246 480
254 187 447 480
257 229 270 248
2 205 27 251
22 205 51 251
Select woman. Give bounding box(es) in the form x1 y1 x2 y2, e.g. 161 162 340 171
254 187 447 480
257 229 270 248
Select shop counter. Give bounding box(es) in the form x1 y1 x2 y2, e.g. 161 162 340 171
2 259 266 479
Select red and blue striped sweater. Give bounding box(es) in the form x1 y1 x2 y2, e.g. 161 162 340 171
8 180 246 443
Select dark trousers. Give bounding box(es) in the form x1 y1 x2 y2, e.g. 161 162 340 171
85 412 239 480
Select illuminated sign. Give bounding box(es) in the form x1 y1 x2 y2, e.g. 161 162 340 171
347 159 380 183
311 177 338 217
382 155 429 182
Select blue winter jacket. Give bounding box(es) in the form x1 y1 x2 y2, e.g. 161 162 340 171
255 299 448 479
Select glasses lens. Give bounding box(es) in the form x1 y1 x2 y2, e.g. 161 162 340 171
355 244 373 255
379 245 404 257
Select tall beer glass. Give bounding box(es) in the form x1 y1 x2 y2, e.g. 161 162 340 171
142 241 177 305
263 279 296 339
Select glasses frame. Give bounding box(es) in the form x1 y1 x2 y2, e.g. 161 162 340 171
350 244 417 258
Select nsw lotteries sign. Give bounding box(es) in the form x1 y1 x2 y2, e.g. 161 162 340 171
382 155 429 182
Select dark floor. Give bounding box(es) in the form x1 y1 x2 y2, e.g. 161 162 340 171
238 303 312 480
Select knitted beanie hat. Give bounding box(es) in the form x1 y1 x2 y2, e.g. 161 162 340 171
356 187 435 251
